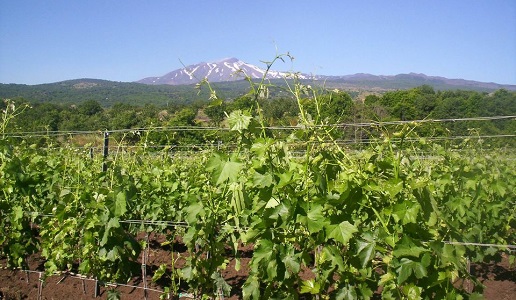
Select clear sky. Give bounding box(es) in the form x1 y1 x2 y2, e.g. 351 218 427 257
1 0 515 85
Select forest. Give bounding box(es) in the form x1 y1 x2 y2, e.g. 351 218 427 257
2 84 515 148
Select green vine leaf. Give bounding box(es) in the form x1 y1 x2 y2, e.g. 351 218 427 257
299 204 328 234
356 232 377 268
152 264 167 282
281 245 301 277
300 279 321 294
114 191 127 217
227 109 252 133
252 171 273 188
326 221 358 245
396 253 431 285
392 201 420 225
335 285 357 300
207 153 243 185
242 276 260 300
211 271 232 296
393 236 429 258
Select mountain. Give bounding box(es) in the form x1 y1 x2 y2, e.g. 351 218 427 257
138 57 308 85
2 59 514 108
137 58 516 92
319 72 516 91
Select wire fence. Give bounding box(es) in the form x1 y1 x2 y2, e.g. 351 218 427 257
1 225 514 300
3 115 514 158
3 115 515 137
0 267 169 299
3 206 514 299
13 134 514 156
25 211 516 251
2 115 515 298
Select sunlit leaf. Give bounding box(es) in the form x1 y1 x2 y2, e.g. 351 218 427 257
227 109 252 132
326 221 358 245
114 191 127 217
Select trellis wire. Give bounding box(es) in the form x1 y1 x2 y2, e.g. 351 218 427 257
23 211 516 250
443 241 516 250
3 212 515 300
0 268 167 296
3 115 515 137
8 133 516 154
3 116 513 298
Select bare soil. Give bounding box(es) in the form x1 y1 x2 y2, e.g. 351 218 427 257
1 233 515 300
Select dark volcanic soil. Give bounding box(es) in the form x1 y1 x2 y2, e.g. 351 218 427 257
1 234 515 300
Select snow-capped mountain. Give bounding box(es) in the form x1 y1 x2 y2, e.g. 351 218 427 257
136 57 516 91
137 57 308 85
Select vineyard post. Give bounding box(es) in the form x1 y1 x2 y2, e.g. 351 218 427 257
102 131 109 172
37 272 43 300
467 256 471 292
142 231 149 300
94 279 99 298
25 258 29 283
100 130 109 298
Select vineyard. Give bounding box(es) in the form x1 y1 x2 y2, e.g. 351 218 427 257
1 61 515 299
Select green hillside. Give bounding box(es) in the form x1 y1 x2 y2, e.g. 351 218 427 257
0 79 251 107
2 74 514 109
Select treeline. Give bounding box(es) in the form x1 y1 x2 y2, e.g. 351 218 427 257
360 86 516 139
2 85 515 147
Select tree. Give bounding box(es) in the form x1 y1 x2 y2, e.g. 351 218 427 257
204 102 227 126
78 100 103 116
229 95 255 111
320 91 354 123
363 94 389 121
380 90 417 120
262 97 299 125
169 108 197 126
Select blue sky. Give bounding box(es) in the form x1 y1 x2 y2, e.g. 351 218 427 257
1 0 515 85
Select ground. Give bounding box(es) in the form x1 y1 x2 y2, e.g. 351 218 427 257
1 234 515 299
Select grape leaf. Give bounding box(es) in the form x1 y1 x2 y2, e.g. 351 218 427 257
114 191 127 217
227 109 252 133
326 221 358 245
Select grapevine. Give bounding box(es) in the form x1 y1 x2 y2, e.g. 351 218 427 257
0 57 515 299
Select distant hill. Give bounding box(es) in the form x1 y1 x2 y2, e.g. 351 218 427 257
0 79 249 107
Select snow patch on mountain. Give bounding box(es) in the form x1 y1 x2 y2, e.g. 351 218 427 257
137 57 305 85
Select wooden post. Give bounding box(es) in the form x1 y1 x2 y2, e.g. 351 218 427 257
94 278 100 298
102 131 109 172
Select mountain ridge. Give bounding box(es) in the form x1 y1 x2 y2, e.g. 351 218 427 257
137 57 309 85
136 57 515 91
